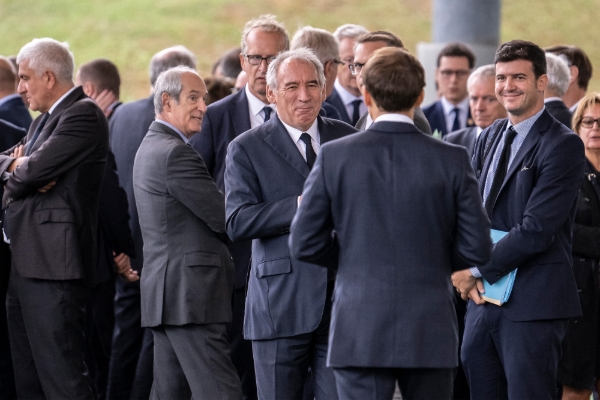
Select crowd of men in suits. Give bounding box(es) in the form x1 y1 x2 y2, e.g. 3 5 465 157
0 12 594 400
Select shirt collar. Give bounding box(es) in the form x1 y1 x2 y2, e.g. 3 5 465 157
279 117 319 144
476 126 483 136
441 96 469 116
334 79 363 105
544 97 562 103
374 113 414 125
0 93 21 109
245 84 275 117
155 119 190 144
49 86 77 114
507 106 545 137
569 100 581 113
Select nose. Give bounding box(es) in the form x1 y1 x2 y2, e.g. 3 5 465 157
198 98 207 113
258 58 269 73
17 79 25 95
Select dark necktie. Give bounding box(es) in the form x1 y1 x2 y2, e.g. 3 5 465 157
25 113 49 156
451 107 461 133
351 99 362 126
299 133 316 170
485 127 518 218
263 106 272 123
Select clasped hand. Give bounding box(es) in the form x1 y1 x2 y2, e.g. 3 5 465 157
451 269 486 305
9 145 57 192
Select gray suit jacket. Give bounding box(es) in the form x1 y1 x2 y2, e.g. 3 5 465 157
225 115 357 340
443 126 478 158
355 107 432 135
133 121 235 327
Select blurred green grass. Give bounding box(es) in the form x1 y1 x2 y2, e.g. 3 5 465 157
1 0 598 101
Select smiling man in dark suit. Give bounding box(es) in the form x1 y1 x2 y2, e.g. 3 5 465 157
452 40 585 399
289 46 491 400
225 48 357 399
0 37 108 399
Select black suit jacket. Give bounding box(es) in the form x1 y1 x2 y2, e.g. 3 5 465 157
289 120 491 367
0 96 32 129
472 109 584 320
109 96 155 273
324 88 352 125
443 126 478 157
423 100 474 137
0 86 108 286
545 100 572 129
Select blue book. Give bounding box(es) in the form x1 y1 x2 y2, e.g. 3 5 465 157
481 229 517 306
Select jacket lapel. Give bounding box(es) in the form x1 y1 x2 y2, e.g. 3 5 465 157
231 89 252 136
263 115 311 178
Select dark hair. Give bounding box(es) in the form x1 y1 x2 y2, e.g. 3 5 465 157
362 47 424 112
355 31 404 49
78 58 121 97
437 42 475 68
217 47 243 80
204 76 234 105
495 40 546 79
545 45 593 91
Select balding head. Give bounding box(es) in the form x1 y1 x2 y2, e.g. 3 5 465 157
149 45 197 87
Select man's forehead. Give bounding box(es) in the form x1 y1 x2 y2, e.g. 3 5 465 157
469 76 495 93
278 59 317 80
181 72 205 90
247 29 286 48
495 59 535 75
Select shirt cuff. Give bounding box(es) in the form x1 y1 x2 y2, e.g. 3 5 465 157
469 267 482 278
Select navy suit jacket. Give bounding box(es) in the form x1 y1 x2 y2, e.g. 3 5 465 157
472 109 584 321
0 96 32 129
545 99 572 129
324 88 352 125
423 99 474 137
444 126 478 158
189 89 253 289
109 96 155 273
225 114 357 340
289 120 491 368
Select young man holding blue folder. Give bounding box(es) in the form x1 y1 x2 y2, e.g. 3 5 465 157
451 40 585 399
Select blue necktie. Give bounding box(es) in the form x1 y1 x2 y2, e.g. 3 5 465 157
351 99 362 126
451 107 460 133
263 107 272 123
25 113 49 156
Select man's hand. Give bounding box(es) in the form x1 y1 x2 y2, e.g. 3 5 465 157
38 180 57 193
93 90 118 118
113 252 139 282
451 269 485 304
466 279 486 305
7 145 26 172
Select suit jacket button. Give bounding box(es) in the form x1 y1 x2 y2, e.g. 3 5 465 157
230 256 234 261
584 197 590 202
476 170 481 178
580 258 585 262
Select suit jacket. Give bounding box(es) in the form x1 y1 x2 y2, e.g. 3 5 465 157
0 95 32 129
0 119 26 156
545 99 572 129
355 107 432 135
289 120 491 368
423 100 474 137
319 102 342 121
472 109 584 321
443 126 478 157
96 149 134 284
189 89 253 289
109 96 155 273
225 115 358 340
133 121 234 327
324 88 352 125
0 86 108 286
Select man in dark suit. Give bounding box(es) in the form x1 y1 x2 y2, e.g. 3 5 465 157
545 45 593 113
423 43 476 137
134 66 241 399
324 24 368 125
445 64 507 157
107 45 197 400
0 56 32 129
351 31 432 135
225 48 357 399
0 38 108 399
289 47 491 400
544 52 573 128
190 15 289 399
452 40 585 399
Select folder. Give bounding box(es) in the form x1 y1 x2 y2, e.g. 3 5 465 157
481 229 516 306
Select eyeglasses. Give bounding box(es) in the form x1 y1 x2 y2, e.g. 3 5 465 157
349 62 365 76
244 54 277 66
439 69 470 78
580 117 600 128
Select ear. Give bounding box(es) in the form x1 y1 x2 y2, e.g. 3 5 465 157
161 92 172 112
44 70 57 89
266 85 276 104
569 65 579 85
361 85 372 107
240 53 248 72
536 74 548 92
413 90 425 108
82 81 96 97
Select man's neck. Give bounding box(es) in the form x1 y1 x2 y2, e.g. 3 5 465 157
0 90 15 100
562 85 586 109
509 102 544 125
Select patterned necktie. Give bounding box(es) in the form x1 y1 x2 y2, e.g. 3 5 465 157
484 126 518 218
299 133 316 169
263 106 272 123
451 107 460 133
351 99 362 126
25 113 49 156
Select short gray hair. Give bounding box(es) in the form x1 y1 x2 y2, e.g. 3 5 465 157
291 26 339 64
150 45 197 87
241 14 289 55
153 66 200 114
467 64 496 90
266 48 325 91
545 52 571 97
17 38 74 84
332 24 369 42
